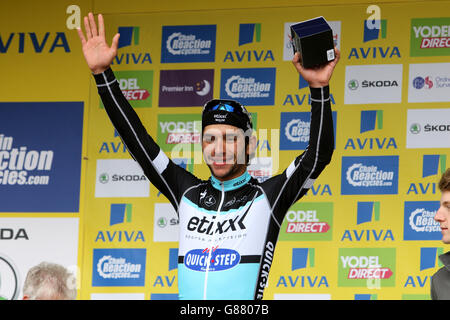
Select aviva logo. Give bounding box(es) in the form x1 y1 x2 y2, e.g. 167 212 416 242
110 203 132 226
118 26 140 48
239 23 261 46
420 247 444 271
364 19 387 42
422 154 447 178
292 248 315 270
360 110 383 133
357 201 380 225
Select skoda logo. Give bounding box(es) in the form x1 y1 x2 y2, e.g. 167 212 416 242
0 254 20 300
99 173 109 184
157 217 167 228
348 79 359 90
410 123 421 134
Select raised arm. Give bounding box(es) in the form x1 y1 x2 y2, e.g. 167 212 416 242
77 13 201 211
260 47 340 222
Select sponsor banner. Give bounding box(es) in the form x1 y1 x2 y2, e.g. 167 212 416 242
161 25 216 63
92 248 146 287
404 201 441 241
99 71 153 108
344 64 403 104
159 69 214 107
283 21 341 61
156 114 202 153
90 293 145 300
0 217 79 300
408 63 450 102
280 111 337 150
410 18 450 57
220 68 276 106
153 203 179 242
273 293 331 300
95 159 149 198
406 108 450 148
341 156 399 195
338 248 396 287
279 202 333 241
248 157 272 183
0 102 83 212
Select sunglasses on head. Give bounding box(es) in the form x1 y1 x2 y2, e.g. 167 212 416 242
202 99 249 117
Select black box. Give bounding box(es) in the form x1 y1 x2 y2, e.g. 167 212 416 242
290 16 335 69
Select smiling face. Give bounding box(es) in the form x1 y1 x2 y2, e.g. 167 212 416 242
435 190 450 244
202 124 250 182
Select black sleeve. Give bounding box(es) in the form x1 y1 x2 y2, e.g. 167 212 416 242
261 85 334 223
93 67 202 212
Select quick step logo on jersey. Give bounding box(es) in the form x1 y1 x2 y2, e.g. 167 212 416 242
161 25 216 63
220 68 276 106
279 203 333 241
0 102 83 212
280 112 337 150
410 18 450 56
338 248 396 287
403 201 441 240
184 248 240 272
92 249 146 287
341 156 399 195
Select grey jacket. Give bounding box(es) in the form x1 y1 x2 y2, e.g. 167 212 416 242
431 251 450 300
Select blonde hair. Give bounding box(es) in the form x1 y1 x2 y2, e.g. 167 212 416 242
23 262 76 300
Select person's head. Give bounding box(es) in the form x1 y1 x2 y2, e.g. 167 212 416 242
201 99 256 181
22 262 76 300
434 168 450 244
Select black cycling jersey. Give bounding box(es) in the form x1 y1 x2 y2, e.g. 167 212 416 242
94 67 334 300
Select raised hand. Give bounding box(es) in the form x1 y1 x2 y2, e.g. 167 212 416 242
76 12 120 74
292 46 340 88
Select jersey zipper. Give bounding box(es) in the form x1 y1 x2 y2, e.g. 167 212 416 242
203 182 225 300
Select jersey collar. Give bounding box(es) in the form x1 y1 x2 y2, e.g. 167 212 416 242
210 171 251 192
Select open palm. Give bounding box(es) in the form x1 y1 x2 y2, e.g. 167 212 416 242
77 13 120 74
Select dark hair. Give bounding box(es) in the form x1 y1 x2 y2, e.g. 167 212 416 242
439 168 450 192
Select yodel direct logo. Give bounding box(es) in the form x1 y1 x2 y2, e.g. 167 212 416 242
184 248 240 272
279 202 333 241
338 248 396 287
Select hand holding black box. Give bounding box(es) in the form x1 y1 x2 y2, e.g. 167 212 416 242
290 16 335 69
